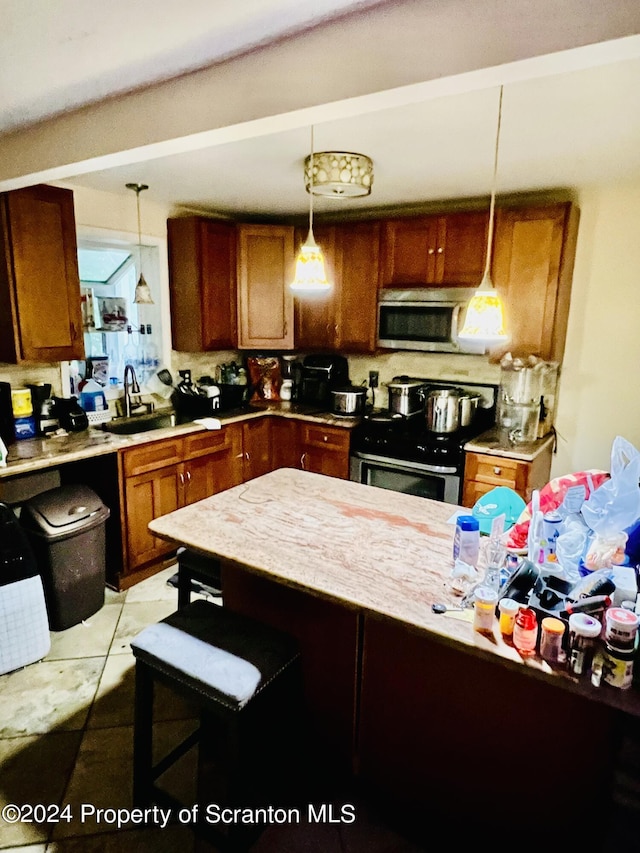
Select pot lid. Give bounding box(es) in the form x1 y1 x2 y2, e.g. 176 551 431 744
331 385 367 395
387 378 426 390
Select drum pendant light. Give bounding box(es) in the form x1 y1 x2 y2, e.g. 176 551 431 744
459 86 508 348
126 182 154 305
290 127 331 295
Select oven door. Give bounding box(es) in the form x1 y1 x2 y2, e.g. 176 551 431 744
350 452 461 504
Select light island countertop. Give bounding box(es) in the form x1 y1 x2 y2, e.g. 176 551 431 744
148 467 640 718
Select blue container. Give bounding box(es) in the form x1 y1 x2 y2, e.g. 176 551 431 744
14 416 37 440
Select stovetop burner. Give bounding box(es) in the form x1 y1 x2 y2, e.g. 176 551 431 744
352 377 498 473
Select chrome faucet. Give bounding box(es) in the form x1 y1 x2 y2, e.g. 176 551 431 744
123 364 141 417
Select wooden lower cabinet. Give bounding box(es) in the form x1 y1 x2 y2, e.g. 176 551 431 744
241 418 272 481
462 442 553 506
120 428 243 582
271 418 301 470
299 423 351 479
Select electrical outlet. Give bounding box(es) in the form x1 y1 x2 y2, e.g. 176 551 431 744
369 371 379 388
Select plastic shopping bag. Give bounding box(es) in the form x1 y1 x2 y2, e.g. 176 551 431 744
581 436 640 570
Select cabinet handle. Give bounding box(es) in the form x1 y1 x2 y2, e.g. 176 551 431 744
493 467 502 475
427 248 435 255
301 452 307 470
185 470 191 484
235 452 244 459
245 451 250 461
323 434 328 442
179 472 185 485
436 247 443 254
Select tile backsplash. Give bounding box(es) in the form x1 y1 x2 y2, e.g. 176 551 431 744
0 363 64 396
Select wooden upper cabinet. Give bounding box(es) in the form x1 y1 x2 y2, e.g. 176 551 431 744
167 217 237 352
380 211 488 288
335 220 380 353
237 224 294 350
0 184 84 363
492 202 579 363
295 220 380 353
294 225 338 351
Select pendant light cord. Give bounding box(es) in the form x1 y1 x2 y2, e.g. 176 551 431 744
308 125 315 237
483 85 503 280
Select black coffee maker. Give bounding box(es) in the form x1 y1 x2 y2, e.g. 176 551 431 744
26 383 58 436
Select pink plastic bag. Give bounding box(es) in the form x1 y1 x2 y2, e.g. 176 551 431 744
505 470 609 550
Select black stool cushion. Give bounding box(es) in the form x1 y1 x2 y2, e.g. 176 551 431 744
131 600 299 711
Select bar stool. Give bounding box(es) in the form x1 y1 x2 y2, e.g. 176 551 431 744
175 546 222 609
131 599 302 851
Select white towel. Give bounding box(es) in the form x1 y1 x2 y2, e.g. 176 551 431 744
132 622 262 707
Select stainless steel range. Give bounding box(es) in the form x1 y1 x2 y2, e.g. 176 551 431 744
349 377 498 505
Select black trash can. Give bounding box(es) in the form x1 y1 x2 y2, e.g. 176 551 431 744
21 484 110 631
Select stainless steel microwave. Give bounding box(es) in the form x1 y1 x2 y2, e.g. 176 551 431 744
377 287 483 354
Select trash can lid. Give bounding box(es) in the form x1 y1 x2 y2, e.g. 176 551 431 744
23 484 107 529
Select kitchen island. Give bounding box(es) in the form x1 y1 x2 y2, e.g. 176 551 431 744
148 468 634 845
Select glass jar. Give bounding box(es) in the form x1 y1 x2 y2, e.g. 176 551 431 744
540 617 566 664
513 607 538 656
568 613 602 677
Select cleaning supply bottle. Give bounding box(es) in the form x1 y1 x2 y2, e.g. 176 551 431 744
79 379 107 412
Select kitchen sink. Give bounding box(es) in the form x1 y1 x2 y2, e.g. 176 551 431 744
99 411 176 435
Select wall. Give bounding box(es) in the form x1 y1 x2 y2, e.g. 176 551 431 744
552 180 640 476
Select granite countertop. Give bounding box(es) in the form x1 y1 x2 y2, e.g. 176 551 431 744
148 467 640 718
464 428 555 462
0 403 360 480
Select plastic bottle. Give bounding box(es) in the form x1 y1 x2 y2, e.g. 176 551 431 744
513 607 538 656
473 586 498 632
498 598 520 637
123 325 137 368
539 617 566 664
79 378 107 413
453 515 480 567
145 325 160 379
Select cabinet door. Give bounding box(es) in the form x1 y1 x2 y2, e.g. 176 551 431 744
0 184 84 363
294 225 338 350
492 203 578 362
299 424 351 480
237 224 294 349
440 211 488 285
242 417 272 481
183 426 244 501
381 212 487 288
381 216 441 286
271 419 301 470
124 464 183 571
335 221 380 353
168 217 237 351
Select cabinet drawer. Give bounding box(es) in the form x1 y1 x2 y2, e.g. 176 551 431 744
300 424 351 452
183 428 235 460
122 437 184 477
464 452 527 489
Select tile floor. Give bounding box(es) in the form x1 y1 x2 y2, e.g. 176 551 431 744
0 567 428 852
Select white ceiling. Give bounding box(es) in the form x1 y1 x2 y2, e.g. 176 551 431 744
3 0 640 218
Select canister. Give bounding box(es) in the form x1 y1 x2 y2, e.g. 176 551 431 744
11 388 33 417
568 613 602 677
602 641 635 690
605 607 639 650
498 598 520 637
540 617 566 664
473 586 498 633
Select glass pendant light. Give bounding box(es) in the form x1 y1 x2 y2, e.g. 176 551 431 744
458 86 508 348
126 182 154 305
290 127 331 295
